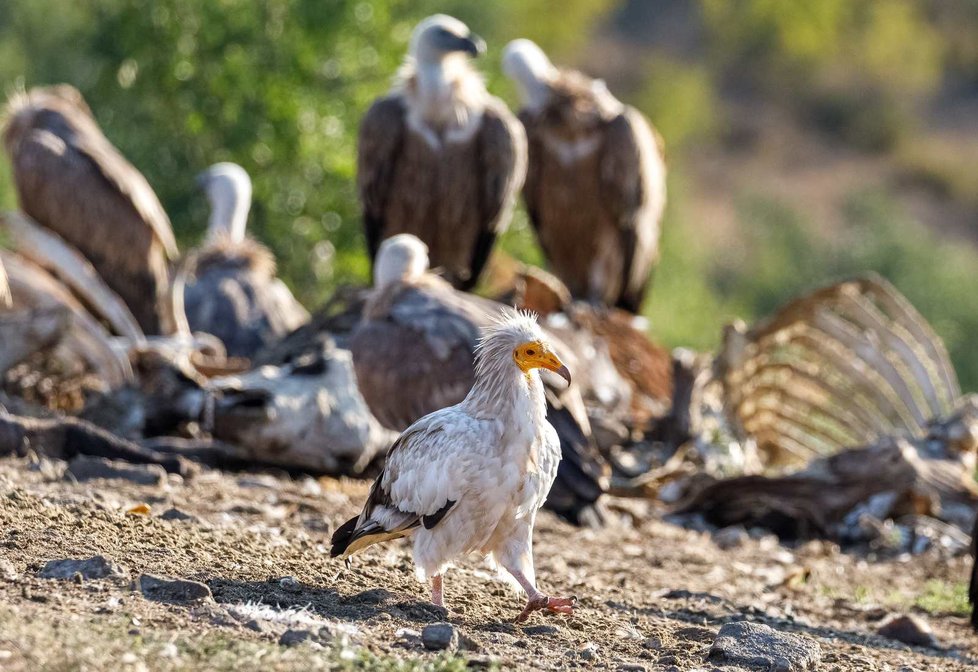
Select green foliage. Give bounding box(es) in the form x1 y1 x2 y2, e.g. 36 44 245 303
0 0 615 308
913 580 971 615
630 57 717 150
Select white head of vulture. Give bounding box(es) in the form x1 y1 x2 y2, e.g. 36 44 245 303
502 39 667 313
357 15 526 290
2 84 179 334
181 162 309 360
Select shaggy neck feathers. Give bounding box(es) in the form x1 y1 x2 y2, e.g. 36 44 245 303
398 56 487 144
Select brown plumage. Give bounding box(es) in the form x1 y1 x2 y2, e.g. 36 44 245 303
350 234 608 525
503 40 666 313
2 84 178 334
358 15 526 290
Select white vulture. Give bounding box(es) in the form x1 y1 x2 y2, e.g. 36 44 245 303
502 39 667 313
349 234 609 525
357 15 527 290
332 309 576 622
182 162 309 359
2 84 179 334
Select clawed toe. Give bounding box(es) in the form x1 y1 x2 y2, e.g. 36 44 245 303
515 594 577 622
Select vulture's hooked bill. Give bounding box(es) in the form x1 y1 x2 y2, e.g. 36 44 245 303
182 162 309 359
503 39 667 313
1 84 179 334
357 15 527 290
349 234 609 525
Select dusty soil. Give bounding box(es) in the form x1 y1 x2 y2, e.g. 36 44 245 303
0 453 974 671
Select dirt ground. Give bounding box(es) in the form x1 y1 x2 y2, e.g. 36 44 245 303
0 453 975 671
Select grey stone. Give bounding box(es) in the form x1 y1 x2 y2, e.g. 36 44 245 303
523 624 561 636
277 576 302 593
137 573 212 603
67 456 165 486
713 526 748 550
39 556 126 581
279 629 312 647
244 619 265 633
422 622 458 651
0 559 18 581
159 508 197 522
617 665 647 672
580 642 599 660
877 614 939 648
708 621 821 671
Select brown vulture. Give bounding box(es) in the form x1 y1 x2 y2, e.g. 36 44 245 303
348 233 609 525
182 162 309 359
357 15 526 290
502 39 667 313
2 84 179 334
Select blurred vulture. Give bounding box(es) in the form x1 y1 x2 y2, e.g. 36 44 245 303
182 163 309 359
358 15 526 290
349 234 608 525
1 84 178 334
503 40 667 313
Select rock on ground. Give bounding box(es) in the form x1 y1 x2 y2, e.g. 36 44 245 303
877 614 940 648
422 622 458 651
67 456 165 486
708 621 821 671
38 556 127 581
137 574 212 603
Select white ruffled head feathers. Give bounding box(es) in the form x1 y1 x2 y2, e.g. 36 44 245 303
373 234 430 287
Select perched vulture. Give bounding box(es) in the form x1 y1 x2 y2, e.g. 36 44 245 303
333 311 576 623
349 234 608 525
502 39 667 312
2 84 179 334
182 163 309 359
357 15 527 290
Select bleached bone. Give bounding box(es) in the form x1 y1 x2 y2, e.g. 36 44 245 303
718 274 961 464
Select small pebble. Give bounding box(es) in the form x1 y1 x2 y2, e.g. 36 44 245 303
580 642 599 660
279 629 312 647
877 614 939 648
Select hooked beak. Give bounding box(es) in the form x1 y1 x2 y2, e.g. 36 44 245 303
461 33 486 57
515 342 572 386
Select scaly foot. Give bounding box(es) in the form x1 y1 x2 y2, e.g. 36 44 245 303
515 594 576 623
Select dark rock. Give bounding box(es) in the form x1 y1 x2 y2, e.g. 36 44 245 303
279 629 312 647
137 574 212 603
244 619 265 633
39 556 126 581
523 624 561 637
617 665 647 672
713 526 748 550
466 655 496 669
580 642 599 660
67 456 165 486
877 614 939 648
708 621 821 671
422 622 458 651
159 508 197 522
277 576 302 593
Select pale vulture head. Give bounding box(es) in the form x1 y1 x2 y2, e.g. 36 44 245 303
502 39 558 110
410 14 486 66
475 310 572 386
196 162 253 244
373 233 430 288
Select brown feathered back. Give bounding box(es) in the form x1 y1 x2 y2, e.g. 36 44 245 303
520 69 666 313
2 85 177 334
358 93 526 290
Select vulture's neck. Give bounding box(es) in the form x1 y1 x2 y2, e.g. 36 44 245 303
206 186 250 245
464 349 548 431
402 56 486 146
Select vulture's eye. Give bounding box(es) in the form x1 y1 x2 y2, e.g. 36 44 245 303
526 349 536 356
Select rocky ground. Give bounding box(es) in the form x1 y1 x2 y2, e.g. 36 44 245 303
0 453 974 671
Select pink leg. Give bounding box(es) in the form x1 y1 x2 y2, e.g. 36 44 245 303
431 574 444 608
507 568 575 623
